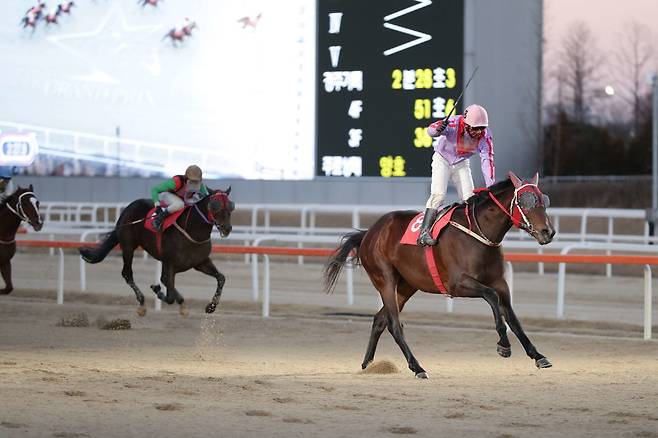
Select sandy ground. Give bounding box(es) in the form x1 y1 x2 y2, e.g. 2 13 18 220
1 251 658 437
1 290 658 438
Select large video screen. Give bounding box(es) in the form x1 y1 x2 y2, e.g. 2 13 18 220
316 0 463 177
1 0 315 179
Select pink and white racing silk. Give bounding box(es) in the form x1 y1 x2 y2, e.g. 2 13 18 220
428 115 495 187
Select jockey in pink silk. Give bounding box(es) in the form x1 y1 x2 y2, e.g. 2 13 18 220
417 104 496 246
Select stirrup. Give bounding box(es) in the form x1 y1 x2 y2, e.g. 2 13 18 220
152 213 167 231
417 230 437 246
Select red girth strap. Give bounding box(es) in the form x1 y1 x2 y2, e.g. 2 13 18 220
424 246 448 294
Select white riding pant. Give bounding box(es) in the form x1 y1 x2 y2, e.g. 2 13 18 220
158 192 185 213
425 152 474 209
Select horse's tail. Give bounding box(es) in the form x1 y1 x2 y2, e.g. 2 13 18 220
79 230 119 264
323 229 366 294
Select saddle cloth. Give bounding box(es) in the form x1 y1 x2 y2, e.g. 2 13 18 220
144 205 188 234
400 206 457 246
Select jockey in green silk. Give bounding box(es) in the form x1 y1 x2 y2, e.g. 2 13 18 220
150 164 209 231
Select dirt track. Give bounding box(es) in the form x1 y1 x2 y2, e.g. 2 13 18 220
1 290 657 438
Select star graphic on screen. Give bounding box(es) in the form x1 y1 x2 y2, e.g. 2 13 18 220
46 3 164 84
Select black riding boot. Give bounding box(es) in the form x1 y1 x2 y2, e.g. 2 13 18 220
417 208 438 246
152 207 169 232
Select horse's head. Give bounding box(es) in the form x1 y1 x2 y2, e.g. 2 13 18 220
508 171 555 245
6 185 43 231
207 186 234 238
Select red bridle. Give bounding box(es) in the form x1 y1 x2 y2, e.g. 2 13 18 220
207 191 233 222
477 183 546 233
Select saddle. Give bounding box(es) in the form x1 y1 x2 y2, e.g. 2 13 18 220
144 205 188 234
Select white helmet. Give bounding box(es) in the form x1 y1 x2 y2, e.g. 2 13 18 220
463 104 489 127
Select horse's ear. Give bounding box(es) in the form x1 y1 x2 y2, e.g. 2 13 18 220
531 172 539 185
29 184 34 191
508 171 522 188
225 186 231 195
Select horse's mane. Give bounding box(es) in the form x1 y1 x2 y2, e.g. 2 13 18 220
0 188 20 210
0 187 31 210
464 178 513 205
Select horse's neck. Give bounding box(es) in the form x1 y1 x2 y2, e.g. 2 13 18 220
0 205 22 240
182 200 213 240
474 188 515 244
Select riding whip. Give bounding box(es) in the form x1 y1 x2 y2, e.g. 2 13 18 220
437 65 479 134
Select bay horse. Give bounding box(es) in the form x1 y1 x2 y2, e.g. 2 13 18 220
79 188 234 316
0 186 44 294
324 172 555 378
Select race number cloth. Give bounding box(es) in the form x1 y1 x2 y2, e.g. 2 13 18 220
400 206 457 295
400 206 457 245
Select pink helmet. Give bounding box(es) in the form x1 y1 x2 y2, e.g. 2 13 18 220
463 104 489 127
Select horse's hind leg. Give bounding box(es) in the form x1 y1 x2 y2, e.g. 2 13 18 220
151 262 178 306
493 280 551 369
367 265 427 378
452 274 510 358
193 258 225 314
121 247 147 316
362 279 416 370
0 261 13 295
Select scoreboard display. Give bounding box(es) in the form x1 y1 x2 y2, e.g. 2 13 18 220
316 0 464 177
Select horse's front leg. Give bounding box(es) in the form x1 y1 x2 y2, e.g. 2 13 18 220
452 274 511 358
492 279 552 369
193 258 225 314
0 261 13 295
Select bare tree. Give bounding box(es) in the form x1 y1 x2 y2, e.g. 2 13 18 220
613 21 655 135
558 22 601 122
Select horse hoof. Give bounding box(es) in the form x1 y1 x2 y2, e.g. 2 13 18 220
415 371 429 379
497 345 512 358
150 284 161 293
535 357 552 369
205 303 216 314
136 306 147 317
179 304 189 317
361 361 372 370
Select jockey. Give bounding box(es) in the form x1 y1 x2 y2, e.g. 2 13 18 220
417 104 495 246
0 166 13 197
150 165 209 231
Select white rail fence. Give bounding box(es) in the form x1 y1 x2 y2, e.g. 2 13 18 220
37 202 657 243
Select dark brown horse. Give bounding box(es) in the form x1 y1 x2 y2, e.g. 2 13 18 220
0 186 44 294
324 172 555 378
79 188 234 316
